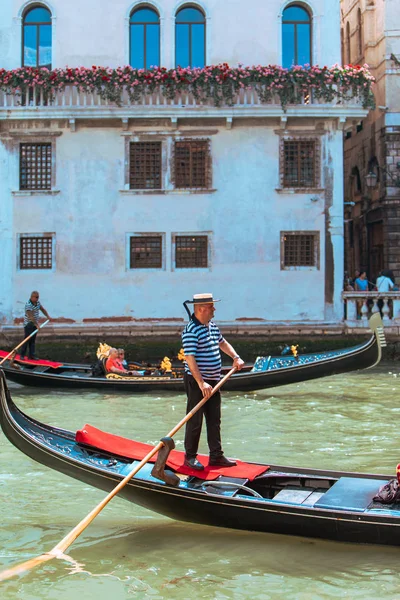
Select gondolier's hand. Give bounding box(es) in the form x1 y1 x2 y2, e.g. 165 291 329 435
233 356 245 371
200 381 213 399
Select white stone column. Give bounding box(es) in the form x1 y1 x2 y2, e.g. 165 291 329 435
327 127 345 322
393 297 400 322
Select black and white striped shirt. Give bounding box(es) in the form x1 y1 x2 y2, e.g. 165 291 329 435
24 300 41 326
182 315 224 380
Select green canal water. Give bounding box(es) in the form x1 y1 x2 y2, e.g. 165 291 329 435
1 364 400 599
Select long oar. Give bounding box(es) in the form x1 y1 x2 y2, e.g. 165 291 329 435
0 366 237 582
0 320 50 367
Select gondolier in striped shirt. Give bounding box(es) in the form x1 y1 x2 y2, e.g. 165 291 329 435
19 291 52 360
182 293 244 471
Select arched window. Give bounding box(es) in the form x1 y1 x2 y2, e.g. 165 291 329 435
346 21 351 64
357 8 362 58
175 6 205 68
22 5 52 69
282 4 311 69
130 6 160 69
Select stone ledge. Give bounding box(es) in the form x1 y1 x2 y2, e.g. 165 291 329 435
119 189 217 195
2 320 394 340
12 190 61 196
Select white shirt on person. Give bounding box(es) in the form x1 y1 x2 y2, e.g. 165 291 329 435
376 276 394 293
23 300 41 326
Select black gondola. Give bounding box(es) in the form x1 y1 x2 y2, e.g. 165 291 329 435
0 314 386 393
1 370 399 546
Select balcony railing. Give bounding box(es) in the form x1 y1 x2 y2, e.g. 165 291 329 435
343 291 400 327
0 85 367 115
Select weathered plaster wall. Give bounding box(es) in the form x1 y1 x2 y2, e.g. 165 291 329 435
4 123 337 322
0 138 14 322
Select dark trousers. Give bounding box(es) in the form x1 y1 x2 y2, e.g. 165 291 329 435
184 373 223 460
20 322 37 358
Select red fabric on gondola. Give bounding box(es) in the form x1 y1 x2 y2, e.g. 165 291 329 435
0 350 63 368
76 424 269 481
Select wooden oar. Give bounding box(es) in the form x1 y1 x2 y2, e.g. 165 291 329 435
0 366 237 582
0 320 50 367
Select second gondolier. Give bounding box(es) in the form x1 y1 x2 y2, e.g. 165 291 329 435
20 291 52 360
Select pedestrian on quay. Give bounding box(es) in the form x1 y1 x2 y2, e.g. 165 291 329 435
376 269 395 293
181 293 245 471
19 291 52 360
354 270 369 292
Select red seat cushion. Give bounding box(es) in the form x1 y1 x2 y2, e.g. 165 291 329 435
76 424 269 481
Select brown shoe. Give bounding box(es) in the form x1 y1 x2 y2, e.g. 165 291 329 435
209 455 237 468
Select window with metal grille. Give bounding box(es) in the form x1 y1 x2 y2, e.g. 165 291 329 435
130 235 162 268
20 143 52 190
175 235 208 268
282 233 318 267
20 236 53 269
174 141 209 188
129 142 162 189
283 140 316 188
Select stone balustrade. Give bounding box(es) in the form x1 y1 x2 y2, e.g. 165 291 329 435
0 84 367 117
343 291 400 327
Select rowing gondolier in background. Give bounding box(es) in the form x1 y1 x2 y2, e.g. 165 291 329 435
20 291 52 360
182 293 245 471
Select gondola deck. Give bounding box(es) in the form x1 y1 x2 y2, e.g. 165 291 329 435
0 313 387 393
1 370 400 546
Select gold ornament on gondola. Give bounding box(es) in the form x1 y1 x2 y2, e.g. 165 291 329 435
97 342 112 360
291 344 299 358
160 356 172 372
177 348 185 361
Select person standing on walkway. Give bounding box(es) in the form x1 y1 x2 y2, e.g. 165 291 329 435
376 270 395 292
20 291 51 360
181 293 244 471
354 271 369 292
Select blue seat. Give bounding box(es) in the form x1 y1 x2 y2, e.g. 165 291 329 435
314 477 389 512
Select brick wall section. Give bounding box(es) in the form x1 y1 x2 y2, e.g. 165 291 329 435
383 126 400 281
385 205 400 279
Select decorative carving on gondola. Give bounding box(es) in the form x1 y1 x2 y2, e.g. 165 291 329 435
252 348 358 372
291 344 299 359
96 343 111 360
24 426 73 456
160 356 172 373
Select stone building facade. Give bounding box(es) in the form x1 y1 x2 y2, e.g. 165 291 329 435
341 0 400 284
0 0 369 330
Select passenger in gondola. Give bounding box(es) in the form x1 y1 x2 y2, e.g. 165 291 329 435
117 348 128 369
105 347 139 376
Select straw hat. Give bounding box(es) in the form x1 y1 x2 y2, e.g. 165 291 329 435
187 293 220 304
